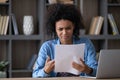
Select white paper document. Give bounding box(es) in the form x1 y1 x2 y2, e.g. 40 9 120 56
55 43 85 75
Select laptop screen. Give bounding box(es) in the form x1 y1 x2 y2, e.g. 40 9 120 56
96 49 120 79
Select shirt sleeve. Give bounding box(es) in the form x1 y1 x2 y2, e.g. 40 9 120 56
32 42 50 78
84 38 98 76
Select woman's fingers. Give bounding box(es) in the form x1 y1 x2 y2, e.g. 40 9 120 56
72 58 85 72
46 56 50 63
72 58 92 74
44 56 55 74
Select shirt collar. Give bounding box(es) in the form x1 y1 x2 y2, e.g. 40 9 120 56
56 36 76 44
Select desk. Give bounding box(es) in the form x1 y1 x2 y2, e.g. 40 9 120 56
0 77 120 80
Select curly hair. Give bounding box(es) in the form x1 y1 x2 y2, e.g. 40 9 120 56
45 3 84 38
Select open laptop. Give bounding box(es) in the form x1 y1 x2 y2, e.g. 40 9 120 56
96 49 120 79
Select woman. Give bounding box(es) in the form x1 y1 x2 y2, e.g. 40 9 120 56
32 3 98 78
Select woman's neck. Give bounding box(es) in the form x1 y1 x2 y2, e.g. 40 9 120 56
60 40 73 44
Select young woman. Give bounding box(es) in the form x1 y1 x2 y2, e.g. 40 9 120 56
32 3 98 78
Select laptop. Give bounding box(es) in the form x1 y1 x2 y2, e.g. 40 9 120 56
96 49 120 79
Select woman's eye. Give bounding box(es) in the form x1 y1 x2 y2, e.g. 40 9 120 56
58 28 63 31
66 27 71 30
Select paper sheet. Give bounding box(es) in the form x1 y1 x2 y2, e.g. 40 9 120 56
54 43 85 75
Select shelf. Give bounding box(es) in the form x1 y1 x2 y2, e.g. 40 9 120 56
0 35 42 40
105 35 120 39
108 3 120 7
11 69 32 73
80 35 120 40
0 35 11 40
1 35 120 40
11 35 42 40
80 35 106 40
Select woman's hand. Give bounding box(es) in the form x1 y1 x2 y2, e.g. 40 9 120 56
44 56 55 74
72 58 92 74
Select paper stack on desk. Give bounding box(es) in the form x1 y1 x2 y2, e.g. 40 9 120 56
55 43 85 75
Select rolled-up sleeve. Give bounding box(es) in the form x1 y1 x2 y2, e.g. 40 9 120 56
84 39 98 76
32 43 50 78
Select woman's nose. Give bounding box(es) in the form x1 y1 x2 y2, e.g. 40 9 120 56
62 30 67 34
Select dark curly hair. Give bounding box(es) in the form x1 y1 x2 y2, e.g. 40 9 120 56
45 3 84 38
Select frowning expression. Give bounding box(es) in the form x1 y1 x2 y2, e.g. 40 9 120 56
55 19 74 44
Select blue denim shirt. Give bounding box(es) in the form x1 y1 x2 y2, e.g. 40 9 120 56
32 37 98 78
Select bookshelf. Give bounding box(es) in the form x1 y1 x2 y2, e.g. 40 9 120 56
11 0 45 77
79 0 120 51
99 0 120 49
107 0 120 49
0 0 120 78
0 0 11 78
0 0 44 78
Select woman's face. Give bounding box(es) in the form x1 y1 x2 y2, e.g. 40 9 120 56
55 19 74 44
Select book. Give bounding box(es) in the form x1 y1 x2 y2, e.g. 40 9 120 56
89 16 104 35
27 54 37 70
3 16 9 35
11 13 19 35
1 16 6 35
0 15 3 34
89 17 98 35
94 16 104 35
108 13 119 35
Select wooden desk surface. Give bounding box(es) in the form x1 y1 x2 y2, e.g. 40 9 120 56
0 77 120 80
